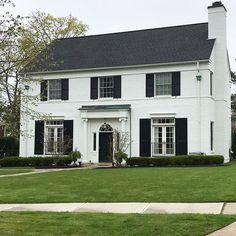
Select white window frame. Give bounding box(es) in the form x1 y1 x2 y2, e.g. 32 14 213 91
48 79 62 101
45 120 64 155
152 118 175 156
99 76 114 99
155 73 172 96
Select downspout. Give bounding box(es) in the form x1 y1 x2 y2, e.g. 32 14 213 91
129 107 132 158
196 61 202 153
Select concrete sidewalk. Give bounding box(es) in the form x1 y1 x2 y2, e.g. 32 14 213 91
0 202 233 214
1 202 236 236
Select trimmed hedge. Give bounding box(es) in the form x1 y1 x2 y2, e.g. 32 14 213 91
126 155 224 167
0 156 77 167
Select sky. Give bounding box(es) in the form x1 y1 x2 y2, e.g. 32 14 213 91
10 0 236 71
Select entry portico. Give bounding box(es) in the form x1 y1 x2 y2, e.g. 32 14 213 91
79 104 131 163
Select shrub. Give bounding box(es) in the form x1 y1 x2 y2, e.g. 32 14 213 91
69 151 81 162
0 157 28 167
56 156 75 166
0 156 76 167
114 151 128 165
126 155 224 167
0 136 19 157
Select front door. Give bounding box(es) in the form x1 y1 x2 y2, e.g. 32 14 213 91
99 132 113 162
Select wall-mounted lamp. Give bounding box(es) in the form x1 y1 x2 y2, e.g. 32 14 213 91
196 75 202 81
24 85 30 90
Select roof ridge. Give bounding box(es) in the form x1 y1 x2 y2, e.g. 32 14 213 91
55 22 208 41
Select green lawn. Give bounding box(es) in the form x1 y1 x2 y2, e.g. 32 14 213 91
0 213 235 236
0 168 33 176
0 163 236 203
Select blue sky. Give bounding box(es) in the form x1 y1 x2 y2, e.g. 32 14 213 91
11 0 236 71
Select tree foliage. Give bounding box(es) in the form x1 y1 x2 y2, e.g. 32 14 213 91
0 1 88 137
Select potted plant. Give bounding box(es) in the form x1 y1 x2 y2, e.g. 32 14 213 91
114 150 128 167
69 150 82 167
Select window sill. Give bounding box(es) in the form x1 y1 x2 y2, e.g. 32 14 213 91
41 100 68 103
154 95 172 99
97 98 114 101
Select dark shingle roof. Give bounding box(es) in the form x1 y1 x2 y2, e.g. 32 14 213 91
25 23 215 73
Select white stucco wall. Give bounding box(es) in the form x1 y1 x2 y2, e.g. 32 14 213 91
19 60 231 162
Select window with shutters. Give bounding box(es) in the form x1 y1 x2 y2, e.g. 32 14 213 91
45 120 64 154
99 76 114 98
48 80 62 100
152 118 175 156
155 73 172 96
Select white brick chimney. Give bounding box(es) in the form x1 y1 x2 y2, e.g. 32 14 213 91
208 1 227 42
208 2 231 162
208 1 228 102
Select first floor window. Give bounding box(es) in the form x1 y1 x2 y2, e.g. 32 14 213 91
155 73 172 96
99 76 114 98
45 120 63 154
152 118 175 156
49 80 62 100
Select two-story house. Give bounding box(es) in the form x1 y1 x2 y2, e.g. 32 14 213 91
20 2 231 163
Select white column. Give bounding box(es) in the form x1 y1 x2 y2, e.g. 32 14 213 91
83 119 88 162
119 118 127 132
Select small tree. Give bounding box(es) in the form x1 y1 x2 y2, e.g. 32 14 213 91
112 129 131 166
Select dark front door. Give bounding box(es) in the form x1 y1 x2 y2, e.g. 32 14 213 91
99 132 113 162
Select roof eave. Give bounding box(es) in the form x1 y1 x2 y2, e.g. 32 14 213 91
21 59 211 76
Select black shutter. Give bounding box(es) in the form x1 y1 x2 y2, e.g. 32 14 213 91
146 74 154 97
34 120 44 155
40 80 48 101
113 76 121 98
172 72 181 96
63 120 73 154
175 118 188 155
140 119 151 156
90 77 98 99
61 79 69 100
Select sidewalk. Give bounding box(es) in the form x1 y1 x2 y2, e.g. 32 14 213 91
1 202 236 235
0 202 236 214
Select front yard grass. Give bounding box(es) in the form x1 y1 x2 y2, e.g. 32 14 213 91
0 212 235 236
0 162 236 203
0 168 33 176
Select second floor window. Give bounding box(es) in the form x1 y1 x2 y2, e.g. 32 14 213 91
49 80 62 100
155 73 172 96
99 76 114 98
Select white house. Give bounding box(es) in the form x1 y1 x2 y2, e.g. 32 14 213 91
20 2 231 163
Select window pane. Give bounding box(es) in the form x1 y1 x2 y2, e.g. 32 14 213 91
99 77 114 98
155 73 172 96
46 121 64 154
49 80 62 100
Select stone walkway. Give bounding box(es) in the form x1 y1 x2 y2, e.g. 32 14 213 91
0 164 106 178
